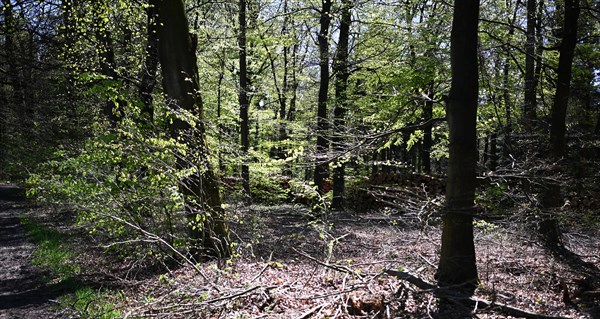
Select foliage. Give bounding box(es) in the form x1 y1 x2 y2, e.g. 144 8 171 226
26 117 194 260
248 164 289 204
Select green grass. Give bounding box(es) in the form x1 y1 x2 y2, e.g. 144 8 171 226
64 287 121 319
21 218 80 280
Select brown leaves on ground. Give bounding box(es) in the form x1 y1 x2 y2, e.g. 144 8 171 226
102 205 598 318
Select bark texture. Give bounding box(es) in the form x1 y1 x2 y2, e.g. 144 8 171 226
550 0 580 158
436 0 479 291
238 0 251 196
314 0 332 194
523 0 538 127
331 0 351 210
156 0 230 259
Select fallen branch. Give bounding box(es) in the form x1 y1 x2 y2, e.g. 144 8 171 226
295 302 328 319
384 270 572 319
293 248 363 278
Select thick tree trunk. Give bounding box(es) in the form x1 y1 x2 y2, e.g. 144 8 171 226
238 0 251 197
550 0 580 158
436 0 479 292
331 0 351 210
314 0 332 194
156 0 230 259
523 0 538 127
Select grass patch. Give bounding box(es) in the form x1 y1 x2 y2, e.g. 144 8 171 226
60 287 122 319
21 218 80 280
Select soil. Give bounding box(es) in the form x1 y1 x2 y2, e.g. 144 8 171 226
0 199 66 319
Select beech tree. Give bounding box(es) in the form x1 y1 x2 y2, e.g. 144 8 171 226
436 0 480 290
155 0 231 258
238 0 251 197
550 0 581 158
523 0 538 127
331 0 352 210
314 0 333 195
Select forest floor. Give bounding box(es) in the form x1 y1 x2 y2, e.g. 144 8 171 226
30 201 600 318
3 197 600 318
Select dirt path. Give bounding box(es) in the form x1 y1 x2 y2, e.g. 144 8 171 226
0 199 65 319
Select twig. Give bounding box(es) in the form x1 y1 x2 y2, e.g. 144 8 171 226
202 285 263 304
418 253 437 268
250 251 274 282
293 248 363 278
295 302 328 319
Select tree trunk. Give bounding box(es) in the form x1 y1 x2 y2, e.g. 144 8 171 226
314 0 332 194
436 0 479 292
155 0 230 259
287 43 299 122
331 0 351 210
523 0 538 127
217 52 226 172
238 0 251 197
550 0 580 158
139 1 159 124
422 81 434 174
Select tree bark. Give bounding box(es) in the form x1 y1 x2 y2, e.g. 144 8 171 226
155 0 230 259
238 0 251 197
436 0 479 292
287 43 299 122
550 0 580 158
523 0 538 127
314 0 332 195
331 0 351 210
139 1 159 124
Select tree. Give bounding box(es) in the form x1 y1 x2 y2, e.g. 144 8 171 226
238 0 251 197
314 0 333 195
139 1 159 124
331 0 352 210
155 0 230 258
523 0 538 127
436 0 480 291
550 0 580 158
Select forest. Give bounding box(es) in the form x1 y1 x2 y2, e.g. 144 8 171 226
0 0 599 318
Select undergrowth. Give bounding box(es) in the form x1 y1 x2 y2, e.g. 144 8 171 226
21 217 121 319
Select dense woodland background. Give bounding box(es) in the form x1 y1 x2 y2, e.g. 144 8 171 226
0 0 600 317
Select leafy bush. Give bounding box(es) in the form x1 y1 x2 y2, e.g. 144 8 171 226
249 166 289 204
27 119 193 260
